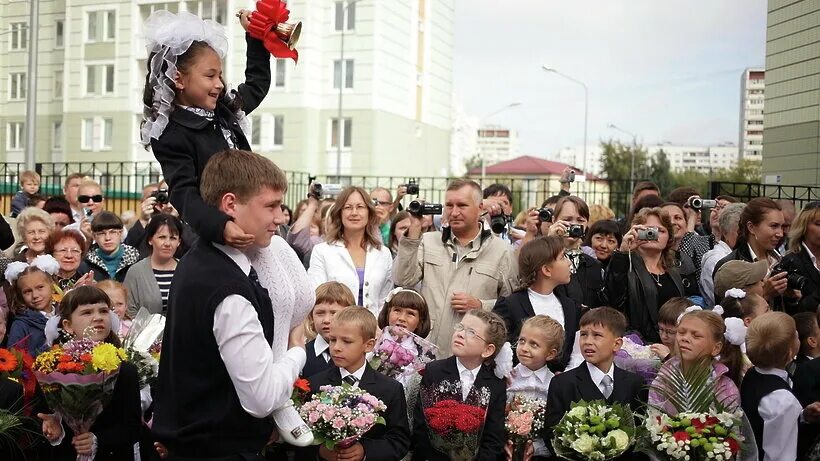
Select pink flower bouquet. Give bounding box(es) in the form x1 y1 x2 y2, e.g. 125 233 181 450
298 384 386 450
368 326 437 381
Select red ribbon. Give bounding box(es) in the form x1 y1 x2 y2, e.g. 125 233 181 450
247 0 299 62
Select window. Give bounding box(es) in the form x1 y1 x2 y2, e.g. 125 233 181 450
52 121 62 150
251 115 262 146
330 117 352 148
333 59 354 89
273 115 284 147
82 119 94 150
54 70 63 99
334 1 356 31
87 10 116 42
9 23 27 50
55 20 64 48
102 118 113 149
139 3 177 22
9 73 26 100
275 59 286 88
85 64 114 95
186 0 228 25
7 122 24 150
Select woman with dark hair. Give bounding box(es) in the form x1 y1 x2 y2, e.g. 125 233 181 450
582 219 622 270
307 186 394 316
388 211 411 257
84 211 140 282
124 213 183 315
606 207 686 343
661 202 702 301
768 201 820 314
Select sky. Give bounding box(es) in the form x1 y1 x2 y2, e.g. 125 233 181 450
452 0 768 157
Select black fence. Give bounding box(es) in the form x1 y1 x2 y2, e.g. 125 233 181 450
709 181 820 210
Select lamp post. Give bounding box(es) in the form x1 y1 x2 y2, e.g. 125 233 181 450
541 65 588 174
25 0 39 171
479 102 522 183
608 123 638 192
336 0 363 180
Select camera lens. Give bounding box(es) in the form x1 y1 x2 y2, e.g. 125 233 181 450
538 208 553 222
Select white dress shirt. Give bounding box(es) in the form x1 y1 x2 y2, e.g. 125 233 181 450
508 363 553 401
340 362 368 388
212 244 307 418
700 240 732 307
527 289 565 327
314 334 331 363
456 358 482 401
586 362 615 397
803 242 819 272
756 367 803 461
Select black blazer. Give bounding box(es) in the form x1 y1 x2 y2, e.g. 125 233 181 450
558 253 607 309
779 247 820 313
412 356 506 461
302 339 333 380
794 357 820 458
307 364 410 461
151 34 271 245
492 289 579 371
545 362 646 459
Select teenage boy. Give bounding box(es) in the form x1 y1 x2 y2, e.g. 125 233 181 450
307 307 410 461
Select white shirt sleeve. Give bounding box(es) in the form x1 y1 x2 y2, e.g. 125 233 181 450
213 294 307 418
758 389 802 461
566 331 584 370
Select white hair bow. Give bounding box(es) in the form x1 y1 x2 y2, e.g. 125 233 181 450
494 342 514 379
676 305 703 325
724 288 746 300
384 287 424 304
4 254 60 283
712 305 724 316
723 317 747 346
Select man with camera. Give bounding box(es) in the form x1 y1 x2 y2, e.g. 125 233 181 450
392 179 517 357
125 181 197 258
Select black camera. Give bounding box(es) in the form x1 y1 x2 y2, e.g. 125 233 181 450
404 179 419 196
567 224 585 238
407 200 442 217
538 208 553 223
771 263 808 292
151 188 169 205
308 182 343 200
688 197 717 210
490 214 511 234
637 227 659 241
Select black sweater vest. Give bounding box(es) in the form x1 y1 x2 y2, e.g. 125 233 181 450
740 368 795 461
152 240 274 457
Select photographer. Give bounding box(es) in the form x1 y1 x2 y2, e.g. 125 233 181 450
392 179 516 357
606 207 686 343
125 181 195 258
778 202 820 313
482 183 517 244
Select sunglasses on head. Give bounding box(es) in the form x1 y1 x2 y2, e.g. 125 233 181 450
78 194 103 203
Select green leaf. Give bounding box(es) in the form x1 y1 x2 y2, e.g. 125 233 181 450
648 357 720 413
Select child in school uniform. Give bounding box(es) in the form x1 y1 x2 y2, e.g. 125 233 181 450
742 312 820 461
6 257 60 356
413 310 508 461
545 307 646 457
302 282 356 379
307 307 410 461
506 315 564 461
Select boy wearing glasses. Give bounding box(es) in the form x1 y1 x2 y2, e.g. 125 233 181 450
83 211 140 282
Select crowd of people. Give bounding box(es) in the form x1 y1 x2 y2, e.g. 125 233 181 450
2 8 820 461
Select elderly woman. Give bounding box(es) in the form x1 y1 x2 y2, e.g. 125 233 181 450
46 228 93 291
13 207 55 263
124 214 183 315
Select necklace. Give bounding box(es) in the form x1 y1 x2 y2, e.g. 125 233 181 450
649 272 663 287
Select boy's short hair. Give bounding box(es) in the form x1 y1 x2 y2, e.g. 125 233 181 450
333 306 378 341
746 312 796 368
794 312 819 355
315 282 356 308
579 306 627 337
522 315 565 354
20 170 40 184
658 297 691 325
200 149 288 207
90 211 123 232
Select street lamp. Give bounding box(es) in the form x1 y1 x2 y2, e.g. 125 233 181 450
541 65 588 174
479 102 522 182
608 123 638 191
336 0 364 179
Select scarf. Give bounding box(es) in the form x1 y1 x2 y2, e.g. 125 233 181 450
566 248 583 274
97 246 124 279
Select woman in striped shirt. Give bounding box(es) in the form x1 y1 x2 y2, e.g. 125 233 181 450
124 213 183 315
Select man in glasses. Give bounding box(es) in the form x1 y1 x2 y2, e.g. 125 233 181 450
64 179 128 242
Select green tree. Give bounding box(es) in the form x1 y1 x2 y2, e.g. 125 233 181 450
599 139 649 216
464 154 482 175
650 149 674 194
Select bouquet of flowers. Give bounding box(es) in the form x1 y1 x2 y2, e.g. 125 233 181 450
0 347 35 398
298 383 386 450
614 334 662 384
505 395 547 461
552 400 635 461
33 335 126 461
421 380 489 461
368 326 437 382
291 377 311 406
121 308 165 387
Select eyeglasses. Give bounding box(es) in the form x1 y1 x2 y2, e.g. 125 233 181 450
454 323 487 342
78 194 103 203
93 229 121 238
373 200 392 207
342 204 369 213
54 248 82 255
659 327 677 337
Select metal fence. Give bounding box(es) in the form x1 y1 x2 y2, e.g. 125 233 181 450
709 181 820 210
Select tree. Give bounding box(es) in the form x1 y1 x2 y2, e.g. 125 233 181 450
650 149 674 194
464 154 482 175
599 139 649 216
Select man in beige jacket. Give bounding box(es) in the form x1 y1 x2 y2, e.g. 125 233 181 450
392 179 517 357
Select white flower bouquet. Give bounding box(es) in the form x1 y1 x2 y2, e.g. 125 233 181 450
552 400 635 461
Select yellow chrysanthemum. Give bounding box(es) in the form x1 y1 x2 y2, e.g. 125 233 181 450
91 343 123 373
116 348 127 361
33 348 61 373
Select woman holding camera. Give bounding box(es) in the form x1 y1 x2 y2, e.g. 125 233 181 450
606 207 685 343
777 202 820 313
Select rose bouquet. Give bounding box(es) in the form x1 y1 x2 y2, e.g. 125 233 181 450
368 326 437 382
298 383 386 450
552 400 635 461
505 395 547 461
614 334 662 384
33 336 126 461
420 380 489 461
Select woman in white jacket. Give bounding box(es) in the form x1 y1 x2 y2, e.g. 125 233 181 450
308 186 393 316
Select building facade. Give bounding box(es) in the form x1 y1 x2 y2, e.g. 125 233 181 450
0 0 454 179
739 68 765 162
762 0 820 185
552 143 738 176
475 124 519 169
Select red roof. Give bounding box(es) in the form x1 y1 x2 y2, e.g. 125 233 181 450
469 155 599 180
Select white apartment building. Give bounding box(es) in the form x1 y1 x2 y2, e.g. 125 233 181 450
739 68 764 162
449 100 478 176
553 144 604 176
475 124 519 169
0 0 454 179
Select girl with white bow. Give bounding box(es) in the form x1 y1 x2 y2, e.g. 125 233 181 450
5 255 61 356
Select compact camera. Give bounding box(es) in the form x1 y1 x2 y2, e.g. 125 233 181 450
637 227 659 241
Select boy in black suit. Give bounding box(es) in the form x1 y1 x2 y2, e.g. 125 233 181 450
545 307 646 457
302 282 356 379
307 307 410 461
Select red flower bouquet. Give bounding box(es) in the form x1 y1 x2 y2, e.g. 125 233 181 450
421 380 489 461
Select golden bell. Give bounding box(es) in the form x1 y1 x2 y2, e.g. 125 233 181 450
275 21 302 50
